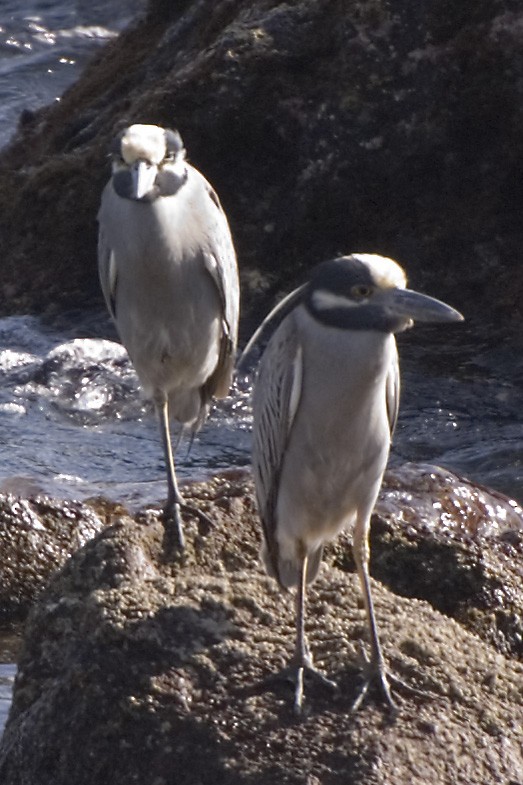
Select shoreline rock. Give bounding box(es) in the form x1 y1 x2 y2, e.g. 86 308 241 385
1 466 522 784
0 495 107 624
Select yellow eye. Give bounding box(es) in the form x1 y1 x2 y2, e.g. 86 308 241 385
351 284 373 299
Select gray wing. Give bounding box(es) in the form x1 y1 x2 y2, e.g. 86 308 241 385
202 182 240 399
97 192 118 321
252 313 303 564
386 343 400 436
237 284 307 371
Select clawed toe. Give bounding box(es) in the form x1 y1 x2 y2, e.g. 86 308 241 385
161 499 215 557
349 643 397 712
350 649 434 713
262 657 337 715
351 663 396 713
179 501 215 535
293 661 338 714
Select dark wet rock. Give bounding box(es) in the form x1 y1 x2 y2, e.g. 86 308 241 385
0 494 116 623
1 468 522 784
0 0 522 326
373 464 523 659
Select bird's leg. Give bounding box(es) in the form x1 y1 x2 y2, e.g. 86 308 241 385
156 397 215 553
353 555 396 711
156 396 185 551
351 517 395 712
291 554 338 713
263 554 337 714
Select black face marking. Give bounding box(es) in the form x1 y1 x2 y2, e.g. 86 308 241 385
112 170 136 200
309 256 375 297
309 299 405 333
305 256 405 334
112 166 188 202
154 166 188 197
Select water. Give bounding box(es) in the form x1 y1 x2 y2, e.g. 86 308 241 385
0 313 520 512
0 665 16 736
0 0 145 148
0 282 517 525
397 324 523 500
2 0 523 740
0 634 19 738
0 312 252 508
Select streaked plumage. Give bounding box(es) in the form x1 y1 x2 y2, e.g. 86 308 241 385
98 124 239 549
251 253 463 712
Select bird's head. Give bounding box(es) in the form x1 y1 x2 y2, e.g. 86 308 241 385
305 254 463 333
110 124 187 202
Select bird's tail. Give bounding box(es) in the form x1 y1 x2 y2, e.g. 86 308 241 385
261 540 323 589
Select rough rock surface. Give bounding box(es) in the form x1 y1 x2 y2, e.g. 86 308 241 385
1 469 522 785
0 495 107 623
0 0 522 324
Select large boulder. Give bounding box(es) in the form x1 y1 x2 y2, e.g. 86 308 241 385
1 469 522 784
0 0 522 323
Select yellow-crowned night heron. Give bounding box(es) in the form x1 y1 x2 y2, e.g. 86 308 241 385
98 124 239 550
250 253 463 713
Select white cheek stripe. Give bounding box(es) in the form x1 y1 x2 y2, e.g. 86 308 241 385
311 290 359 311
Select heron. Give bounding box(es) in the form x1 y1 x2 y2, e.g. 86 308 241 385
97 123 239 550
250 253 463 713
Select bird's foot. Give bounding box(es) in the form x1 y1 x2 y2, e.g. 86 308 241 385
161 498 215 557
161 502 186 556
178 501 215 536
351 657 396 713
262 653 337 715
351 647 429 713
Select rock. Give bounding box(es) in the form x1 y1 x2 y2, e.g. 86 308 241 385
374 464 523 659
1 469 522 784
0 495 113 623
0 0 522 323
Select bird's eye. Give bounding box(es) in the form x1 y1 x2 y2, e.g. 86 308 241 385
351 284 373 299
